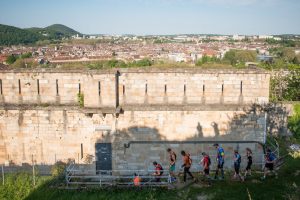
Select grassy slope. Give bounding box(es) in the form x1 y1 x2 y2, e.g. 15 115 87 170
1 137 299 200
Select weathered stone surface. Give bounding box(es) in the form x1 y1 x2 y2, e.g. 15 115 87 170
0 69 271 171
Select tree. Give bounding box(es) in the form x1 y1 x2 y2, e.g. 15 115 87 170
196 55 219 66
223 50 257 66
270 70 300 101
283 70 300 101
294 54 300 64
223 50 237 65
235 50 257 63
6 55 16 64
135 58 152 67
282 48 296 63
21 52 32 59
11 59 26 68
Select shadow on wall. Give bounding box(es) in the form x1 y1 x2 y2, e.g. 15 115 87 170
92 104 267 171
185 104 266 142
97 104 267 145
97 126 165 144
0 104 283 170
265 103 290 136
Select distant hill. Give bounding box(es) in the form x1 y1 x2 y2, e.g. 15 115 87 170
0 24 43 46
45 24 80 36
0 24 81 46
27 24 80 39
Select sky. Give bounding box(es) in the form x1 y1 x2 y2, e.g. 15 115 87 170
0 0 300 35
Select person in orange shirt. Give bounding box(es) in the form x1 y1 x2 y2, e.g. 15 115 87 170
181 150 194 183
133 173 141 186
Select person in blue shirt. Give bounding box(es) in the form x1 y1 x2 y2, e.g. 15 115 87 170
233 150 243 181
262 148 278 180
213 143 225 180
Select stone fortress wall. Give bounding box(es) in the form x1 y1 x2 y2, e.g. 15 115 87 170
0 68 270 171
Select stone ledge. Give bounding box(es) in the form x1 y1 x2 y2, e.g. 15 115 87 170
121 104 259 111
0 67 269 74
0 103 267 112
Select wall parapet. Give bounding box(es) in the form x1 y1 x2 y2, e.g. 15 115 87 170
0 68 270 108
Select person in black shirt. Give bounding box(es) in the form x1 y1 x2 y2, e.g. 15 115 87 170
243 148 252 180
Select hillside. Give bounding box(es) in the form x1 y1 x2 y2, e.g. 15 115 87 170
27 24 80 39
0 24 43 46
45 24 80 36
0 24 81 46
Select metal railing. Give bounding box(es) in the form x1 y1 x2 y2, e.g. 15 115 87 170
65 165 172 187
65 152 269 188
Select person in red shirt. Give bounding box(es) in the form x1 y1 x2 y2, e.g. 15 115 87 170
152 161 164 182
201 152 211 185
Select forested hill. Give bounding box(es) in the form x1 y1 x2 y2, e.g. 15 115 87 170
0 24 43 46
0 24 81 46
26 24 80 39
45 24 80 36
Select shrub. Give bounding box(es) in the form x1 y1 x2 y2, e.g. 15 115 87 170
51 161 67 178
0 172 32 200
77 93 84 107
6 55 17 64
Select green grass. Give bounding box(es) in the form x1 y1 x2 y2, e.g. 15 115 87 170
1 138 300 200
188 155 300 200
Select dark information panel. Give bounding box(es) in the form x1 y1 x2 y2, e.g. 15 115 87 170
95 143 112 173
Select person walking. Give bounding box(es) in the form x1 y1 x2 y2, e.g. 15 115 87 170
152 161 164 182
233 150 243 181
262 149 277 180
201 152 211 185
181 150 194 183
213 143 225 180
243 148 253 180
167 148 177 182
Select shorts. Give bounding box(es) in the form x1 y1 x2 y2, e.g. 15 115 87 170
246 161 252 170
169 164 175 172
265 163 274 170
204 168 210 175
234 163 240 174
217 161 224 169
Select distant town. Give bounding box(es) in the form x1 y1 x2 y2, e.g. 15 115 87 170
0 24 300 70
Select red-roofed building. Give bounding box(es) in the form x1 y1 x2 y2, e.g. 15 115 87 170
202 49 218 57
0 55 8 64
